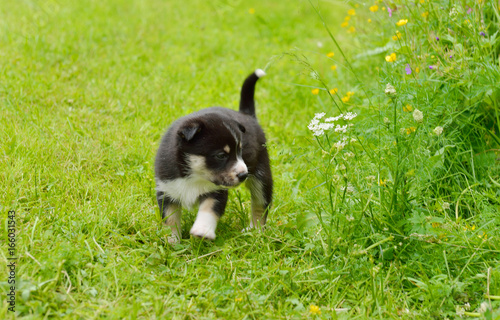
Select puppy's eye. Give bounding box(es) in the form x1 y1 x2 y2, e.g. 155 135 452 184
214 153 229 161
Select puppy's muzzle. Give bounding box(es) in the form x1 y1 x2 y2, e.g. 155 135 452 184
237 172 248 182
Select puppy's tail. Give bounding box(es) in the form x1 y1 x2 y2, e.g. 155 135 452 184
239 69 265 117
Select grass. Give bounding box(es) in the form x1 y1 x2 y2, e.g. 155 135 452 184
0 0 499 319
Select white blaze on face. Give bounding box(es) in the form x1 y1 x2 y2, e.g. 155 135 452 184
233 157 247 177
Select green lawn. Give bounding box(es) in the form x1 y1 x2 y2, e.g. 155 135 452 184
1 0 499 319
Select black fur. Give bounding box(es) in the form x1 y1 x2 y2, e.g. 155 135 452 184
154 70 272 242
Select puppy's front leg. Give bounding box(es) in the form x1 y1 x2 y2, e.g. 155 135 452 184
157 192 182 244
190 190 228 241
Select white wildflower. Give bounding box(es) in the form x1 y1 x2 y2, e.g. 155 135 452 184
442 202 450 210
384 117 390 124
433 126 443 136
464 303 470 311
325 115 342 122
385 83 396 96
315 112 326 119
308 114 334 136
478 302 489 313
343 112 358 121
334 124 348 133
334 140 347 151
340 184 354 193
346 215 355 221
317 41 324 48
449 6 459 20
310 71 320 80
413 109 424 123
456 306 465 317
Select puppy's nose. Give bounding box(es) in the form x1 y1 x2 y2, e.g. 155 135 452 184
237 172 248 182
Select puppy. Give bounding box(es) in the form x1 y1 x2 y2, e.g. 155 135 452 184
155 69 272 243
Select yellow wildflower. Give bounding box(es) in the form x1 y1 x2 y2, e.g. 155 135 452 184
311 88 320 95
392 31 402 40
420 0 425 3
341 21 349 28
382 7 386 10
396 19 408 26
347 9 356 16
403 104 413 112
248 8 255 14
329 88 338 94
347 26 356 33
344 16 351 21
422 11 429 18
368 18 372 23
341 96 350 103
327 52 334 58
379 179 387 186
385 52 397 62
369 5 379 12
347 91 355 97
331 65 337 71
406 127 416 134
415 67 420 73
235 297 243 302
309 305 321 315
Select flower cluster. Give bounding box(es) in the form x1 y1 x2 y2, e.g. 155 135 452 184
341 91 355 103
308 112 358 136
385 83 396 95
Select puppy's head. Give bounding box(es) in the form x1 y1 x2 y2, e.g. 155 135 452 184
177 115 248 188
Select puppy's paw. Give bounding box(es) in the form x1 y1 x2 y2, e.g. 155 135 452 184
167 233 180 244
190 224 216 240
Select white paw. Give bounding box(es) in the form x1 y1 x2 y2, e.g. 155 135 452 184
242 222 266 233
190 210 218 240
167 234 180 244
190 223 216 240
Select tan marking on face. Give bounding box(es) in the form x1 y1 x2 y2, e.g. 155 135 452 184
224 145 230 154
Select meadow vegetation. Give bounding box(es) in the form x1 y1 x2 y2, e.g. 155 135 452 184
1 0 499 319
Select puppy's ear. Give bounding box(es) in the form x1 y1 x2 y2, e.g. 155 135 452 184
179 122 201 141
237 122 246 133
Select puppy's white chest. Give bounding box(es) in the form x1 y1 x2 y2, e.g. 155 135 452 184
156 177 222 209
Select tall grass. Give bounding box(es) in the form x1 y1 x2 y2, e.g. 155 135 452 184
302 0 500 317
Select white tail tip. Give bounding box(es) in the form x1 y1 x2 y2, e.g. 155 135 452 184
255 69 266 78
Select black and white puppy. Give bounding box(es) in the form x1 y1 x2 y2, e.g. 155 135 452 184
155 70 272 243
